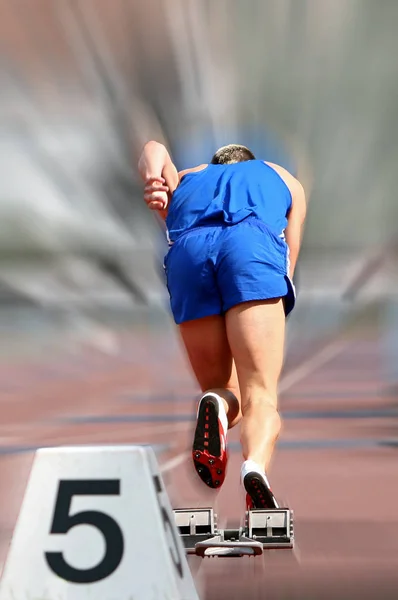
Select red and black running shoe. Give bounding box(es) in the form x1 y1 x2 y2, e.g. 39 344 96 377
192 393 228 489
244 471 279 510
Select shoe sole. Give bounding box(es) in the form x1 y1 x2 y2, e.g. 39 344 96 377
192 395 226 489
244 471 278 509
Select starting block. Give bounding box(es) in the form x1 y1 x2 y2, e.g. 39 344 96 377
174 507 294 557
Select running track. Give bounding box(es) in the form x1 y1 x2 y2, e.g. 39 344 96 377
0 325 397 599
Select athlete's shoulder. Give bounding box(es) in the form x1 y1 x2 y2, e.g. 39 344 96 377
264 161 304 198
263 161 297 182
178 164 209 181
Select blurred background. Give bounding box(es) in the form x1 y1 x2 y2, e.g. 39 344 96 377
0 0 398 598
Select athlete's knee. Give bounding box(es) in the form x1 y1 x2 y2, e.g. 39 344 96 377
243 393 280 419
242 391 282 438
242 383 278 409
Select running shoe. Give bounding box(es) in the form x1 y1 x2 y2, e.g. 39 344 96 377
243 470 279 510
192 393 228 489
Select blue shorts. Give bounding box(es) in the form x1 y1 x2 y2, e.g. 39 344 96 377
163 216 296 325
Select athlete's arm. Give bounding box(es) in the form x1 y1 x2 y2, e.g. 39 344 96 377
138 141 179 192
284 178 306 279
265 162 307 279
138 141 179 219
138 141 207 221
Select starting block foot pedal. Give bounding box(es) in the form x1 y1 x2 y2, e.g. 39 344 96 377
246 508 294 549
173 508 216 554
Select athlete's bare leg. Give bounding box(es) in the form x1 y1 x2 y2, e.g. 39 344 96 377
226 298 285 473
179 315 241 428
178 314 241 488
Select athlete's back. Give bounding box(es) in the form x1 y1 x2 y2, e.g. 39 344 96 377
166 160 292 243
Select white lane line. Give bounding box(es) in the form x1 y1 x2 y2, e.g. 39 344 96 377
279 340 347 394
160 451 190 473
160 339 348 474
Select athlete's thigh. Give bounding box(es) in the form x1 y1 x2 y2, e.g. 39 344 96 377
225 299 286 407
178 315 239 394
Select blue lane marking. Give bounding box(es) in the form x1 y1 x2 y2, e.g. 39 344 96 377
229 439 398 451
0 445 38 456
118 392 196 404
60 407 398 425
281 390 388 399
117 389 393 403
2 439 397 457
61 414 194 424
282 408 398 419
0 443 170 457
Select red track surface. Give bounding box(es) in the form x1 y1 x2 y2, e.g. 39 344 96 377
0 329 397 599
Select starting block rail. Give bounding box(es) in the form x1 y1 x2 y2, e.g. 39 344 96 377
174 507 294 558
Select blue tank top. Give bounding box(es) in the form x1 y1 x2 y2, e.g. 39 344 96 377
166 160 292 243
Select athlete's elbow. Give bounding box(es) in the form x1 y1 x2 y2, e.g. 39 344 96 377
286 237 300 259
287 244 300 277
138 141 168 180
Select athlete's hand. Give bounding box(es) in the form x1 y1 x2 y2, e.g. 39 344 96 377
144 176 169 211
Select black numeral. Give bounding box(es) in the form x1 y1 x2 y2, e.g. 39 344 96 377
45 480 124 584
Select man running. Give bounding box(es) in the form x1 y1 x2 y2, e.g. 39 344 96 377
138 141 307 509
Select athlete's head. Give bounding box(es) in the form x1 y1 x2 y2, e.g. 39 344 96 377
210 144 256 165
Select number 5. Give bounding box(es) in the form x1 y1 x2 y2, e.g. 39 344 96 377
45 480 124 584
